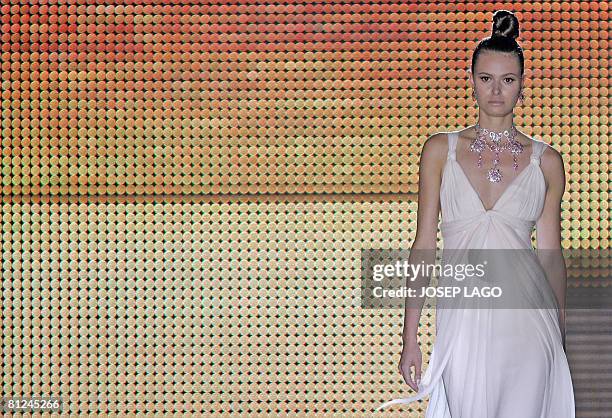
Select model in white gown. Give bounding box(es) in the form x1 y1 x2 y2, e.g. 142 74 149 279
375 131 575 417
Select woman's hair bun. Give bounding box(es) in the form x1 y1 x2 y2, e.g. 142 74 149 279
491 10 520 40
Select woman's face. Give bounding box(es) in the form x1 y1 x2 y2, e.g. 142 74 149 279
469 50 523 115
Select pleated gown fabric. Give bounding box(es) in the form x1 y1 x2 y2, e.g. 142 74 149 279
375 131 575 417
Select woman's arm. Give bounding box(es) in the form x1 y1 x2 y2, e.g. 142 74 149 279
535 145 568 349
402 133 445 345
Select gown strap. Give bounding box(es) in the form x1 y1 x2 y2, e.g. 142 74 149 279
530 140 546 166
447 131 457 161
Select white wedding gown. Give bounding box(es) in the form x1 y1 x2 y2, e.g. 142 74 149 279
375 131 575 417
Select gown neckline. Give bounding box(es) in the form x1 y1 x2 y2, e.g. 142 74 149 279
451 134 538 212
453 158 535 212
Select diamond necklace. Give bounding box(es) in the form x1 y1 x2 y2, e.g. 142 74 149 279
469 123 524 183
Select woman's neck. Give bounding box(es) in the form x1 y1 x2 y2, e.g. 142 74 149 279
475 114 515 132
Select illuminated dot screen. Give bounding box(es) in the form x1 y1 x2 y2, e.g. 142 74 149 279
1 2 609 416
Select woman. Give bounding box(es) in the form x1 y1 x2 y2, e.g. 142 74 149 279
375 10 575 417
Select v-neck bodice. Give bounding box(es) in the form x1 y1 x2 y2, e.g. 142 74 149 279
440 131 548 249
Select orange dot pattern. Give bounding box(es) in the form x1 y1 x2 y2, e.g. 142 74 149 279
1 2 609 416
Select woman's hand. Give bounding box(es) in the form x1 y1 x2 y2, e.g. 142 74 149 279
398 340 422 392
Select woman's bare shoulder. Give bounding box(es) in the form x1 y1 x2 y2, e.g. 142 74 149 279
524 135 562 167
419 131 452 174
421 131 450 157
535 139 565 191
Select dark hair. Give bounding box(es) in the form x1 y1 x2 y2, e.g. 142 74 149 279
471 10 524 76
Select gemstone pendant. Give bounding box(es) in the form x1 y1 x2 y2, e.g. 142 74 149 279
469 138 486 154
508 140 524 155
487 167 502 183
489 131 502 143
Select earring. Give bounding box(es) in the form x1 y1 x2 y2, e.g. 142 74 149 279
519 92 524 105
472 89 478 107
